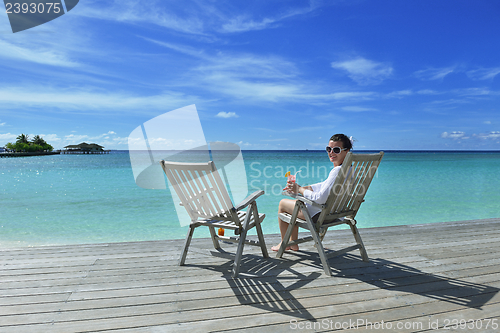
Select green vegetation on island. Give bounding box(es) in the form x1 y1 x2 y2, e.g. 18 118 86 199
5 134 54 152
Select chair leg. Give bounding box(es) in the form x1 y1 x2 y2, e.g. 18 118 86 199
252 203 269 258
302 209 332 276
179 225 195 266
349 222 369 262
312 232 332 276
232 211 252 278
209 226 221 249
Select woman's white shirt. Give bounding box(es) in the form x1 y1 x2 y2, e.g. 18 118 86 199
302 165 342 217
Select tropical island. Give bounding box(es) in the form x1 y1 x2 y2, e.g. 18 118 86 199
1 135 111 157
4 134 54 152
1 134 58 157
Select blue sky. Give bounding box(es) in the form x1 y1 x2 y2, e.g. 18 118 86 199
1 0 499 150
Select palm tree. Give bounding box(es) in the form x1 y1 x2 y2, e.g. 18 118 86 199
16 134 30 144
32 135 46 146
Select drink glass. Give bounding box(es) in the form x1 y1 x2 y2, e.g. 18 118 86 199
283 171 299 192
284 174 296 192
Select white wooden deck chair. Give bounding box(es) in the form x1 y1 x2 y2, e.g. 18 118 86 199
277 152 384 276
160 160 269 278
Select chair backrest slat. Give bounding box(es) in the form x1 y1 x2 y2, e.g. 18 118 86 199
171 167 208 219
197 166 231 217
165 166 199 219
318 152 383 228
344 161 368 211
211 169 235 214
190 168 216 217
161 160 237 223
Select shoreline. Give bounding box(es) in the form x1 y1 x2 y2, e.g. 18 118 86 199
1 217 498 251
0 151 60 158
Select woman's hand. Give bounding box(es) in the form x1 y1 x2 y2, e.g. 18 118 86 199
285 181 300 194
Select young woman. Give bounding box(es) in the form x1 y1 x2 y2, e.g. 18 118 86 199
271 134 353 251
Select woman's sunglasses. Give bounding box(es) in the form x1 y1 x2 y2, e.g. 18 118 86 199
326 146 347 154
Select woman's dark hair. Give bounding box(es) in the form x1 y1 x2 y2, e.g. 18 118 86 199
329 133 352 150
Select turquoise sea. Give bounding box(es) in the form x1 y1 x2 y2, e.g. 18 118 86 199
1 150 499 249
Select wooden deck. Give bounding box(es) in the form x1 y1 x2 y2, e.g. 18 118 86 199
1 218 499 332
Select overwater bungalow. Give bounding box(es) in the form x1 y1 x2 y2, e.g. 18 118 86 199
62 142 109 154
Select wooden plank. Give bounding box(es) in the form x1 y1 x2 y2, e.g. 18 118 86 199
0 218 498 333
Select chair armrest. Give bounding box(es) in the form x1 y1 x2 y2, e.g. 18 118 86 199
282 191 326 209
234 190 265 211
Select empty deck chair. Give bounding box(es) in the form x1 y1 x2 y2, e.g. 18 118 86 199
276 152 384 276
160 160 268 278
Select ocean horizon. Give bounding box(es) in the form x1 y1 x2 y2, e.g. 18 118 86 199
1 150 499 249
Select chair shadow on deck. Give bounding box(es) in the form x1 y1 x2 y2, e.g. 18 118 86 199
186 249 322 321
283 250 499 310
184 240 498 322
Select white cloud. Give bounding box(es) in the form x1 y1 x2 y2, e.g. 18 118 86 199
476 131 500 140
467 67 500 80
456 87 492 96
416 89 441 95
78 0 320 36
414 67 455 81
0 86 199 114
0 40 79 67
220 4 316 33
324 92 376 100
141 40 310 102
386 90 413 98
0 8 90 69
196 53 298 80
65 134 90 142
0 133 17 141
140 38 205 58
46 131 128 149
441 131 466 139
439 130 500 142
34 134 61 142
331 57 393 85
221 16 277 33
216 111 238 118
75 0 206 35
204 76 300 101
195 57 313 102
146 40 382 103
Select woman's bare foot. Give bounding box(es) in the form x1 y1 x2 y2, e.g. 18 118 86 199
271 244 282 251
271 243 299 251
